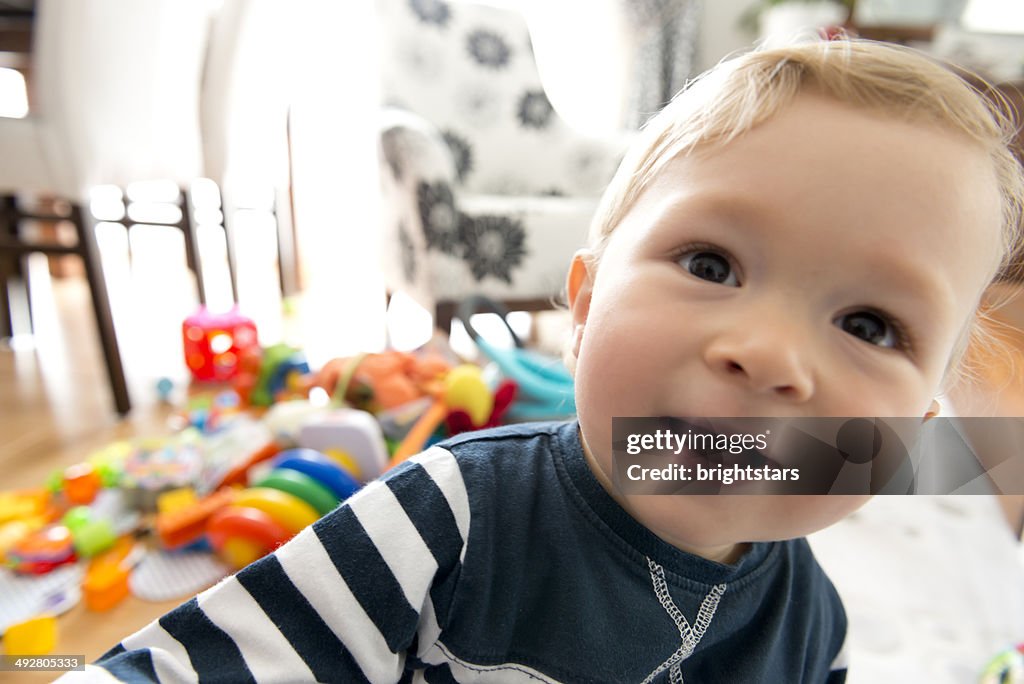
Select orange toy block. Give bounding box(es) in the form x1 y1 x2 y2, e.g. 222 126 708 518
83 538 140 611
63 463 103 505
218 442 282 488
156 488 235 549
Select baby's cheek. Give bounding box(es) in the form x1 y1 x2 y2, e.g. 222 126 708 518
819 371 935 419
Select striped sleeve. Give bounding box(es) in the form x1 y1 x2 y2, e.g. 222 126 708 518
57 446 470 684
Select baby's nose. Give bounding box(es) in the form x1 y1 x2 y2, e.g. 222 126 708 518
703 326 815 402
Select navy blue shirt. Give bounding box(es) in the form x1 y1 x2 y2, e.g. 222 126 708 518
73 421 847 683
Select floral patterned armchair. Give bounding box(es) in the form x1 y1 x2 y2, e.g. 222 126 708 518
375 0 631 330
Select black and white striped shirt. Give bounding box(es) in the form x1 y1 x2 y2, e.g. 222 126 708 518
63 421 848 683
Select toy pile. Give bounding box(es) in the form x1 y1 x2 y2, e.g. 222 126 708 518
0 303 574 657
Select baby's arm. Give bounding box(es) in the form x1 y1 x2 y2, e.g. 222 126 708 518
57 447 468 683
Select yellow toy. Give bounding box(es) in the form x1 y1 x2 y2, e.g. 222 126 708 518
389 364 493 468
232 488 319 534
2 614 57 656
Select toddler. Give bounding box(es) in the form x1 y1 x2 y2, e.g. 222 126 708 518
65 39 1023 683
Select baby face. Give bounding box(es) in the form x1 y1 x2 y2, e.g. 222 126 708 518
569 94 1003 559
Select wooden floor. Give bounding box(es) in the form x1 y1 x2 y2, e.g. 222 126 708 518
2 273 192 492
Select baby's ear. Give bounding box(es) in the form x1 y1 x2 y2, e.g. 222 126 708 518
567 250 595 327
923 399 941 422
566 250 595 363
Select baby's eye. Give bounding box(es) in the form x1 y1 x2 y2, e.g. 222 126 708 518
834 310 899 348
679 250 739 287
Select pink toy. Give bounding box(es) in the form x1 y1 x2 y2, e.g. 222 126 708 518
183 306 259 382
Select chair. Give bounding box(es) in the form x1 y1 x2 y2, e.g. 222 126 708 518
200 0 302 304
0 0 214 415
525 0 703 134
374 0 630 331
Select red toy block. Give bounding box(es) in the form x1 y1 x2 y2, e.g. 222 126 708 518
183 306 259 382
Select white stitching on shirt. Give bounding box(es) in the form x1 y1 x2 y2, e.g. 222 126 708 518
641 557 727 684
432 640 561 683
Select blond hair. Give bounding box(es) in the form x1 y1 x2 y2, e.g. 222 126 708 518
589 39 1023 280
583 39 1024 381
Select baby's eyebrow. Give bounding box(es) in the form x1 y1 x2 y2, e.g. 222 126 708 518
855 250 956 312
656 193 759 226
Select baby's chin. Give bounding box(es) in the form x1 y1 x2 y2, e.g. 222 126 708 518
629 494 872 553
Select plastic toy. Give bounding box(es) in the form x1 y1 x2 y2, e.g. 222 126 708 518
61 507 116 558
389 364 492 468
155 456 349 568
42 456 121 507
62 463 103 505
121 438 204 512
456 295 575 420
271 449 361 501
298 409 389 482
183 306 260 382
216 441 282 490
202 486 318 569
156 377 174 402
82 537 143 612
71 441 133 492
156 487 199 515
232 488 318 534
246 343 310 408
0 489 51 524
2 614 57 656
374 396 435 442
446 378 518 434
178 390 245 435
329 351 452 413
262 400 329 446
252 469 338 516
199 446 360 569
0 490 51 561
0 518 46 562
156 488 236 549
980 643 1024 683
7 525 76 574
196 416 279 492
206 506 292 569
60 507 91 533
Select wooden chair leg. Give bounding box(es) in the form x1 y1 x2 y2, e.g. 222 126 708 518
178 189 207 305
221 192 240 304
0 196 16 338
279 113 300 299
74 204 130 416
17 252 32 333
273 184 299 299
435 300 456 334
0 254 12 339
0 196 34 336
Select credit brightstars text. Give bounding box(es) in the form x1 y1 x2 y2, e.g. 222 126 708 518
623 428 800 484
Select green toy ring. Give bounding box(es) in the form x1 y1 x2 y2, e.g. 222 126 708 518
254 468 340 516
